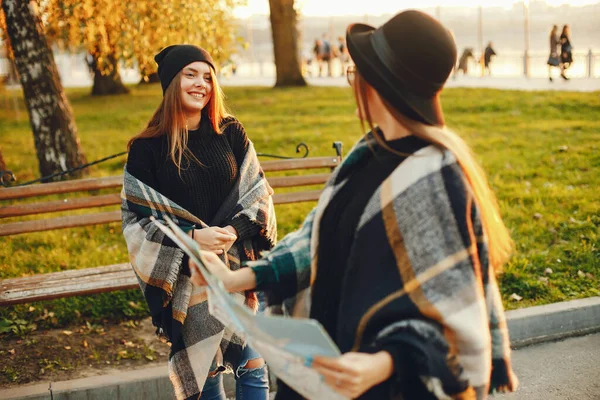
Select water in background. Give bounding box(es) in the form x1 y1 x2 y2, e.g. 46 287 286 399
1 49 598 88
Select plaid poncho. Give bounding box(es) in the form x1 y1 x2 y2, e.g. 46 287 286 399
249 133 518 399
121 139 276 400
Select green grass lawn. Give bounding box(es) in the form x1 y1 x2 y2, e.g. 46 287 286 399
0 83 598 330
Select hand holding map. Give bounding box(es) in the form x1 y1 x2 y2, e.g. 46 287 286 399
152 216 348 400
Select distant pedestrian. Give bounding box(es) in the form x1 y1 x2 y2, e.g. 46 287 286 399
559 24 573 79
313 38 324 77
303 54 313 77
84 53 96 77
456 47 474 75
337 36 350 77
547 25 562 82
483 42 496 76
321 34 334 77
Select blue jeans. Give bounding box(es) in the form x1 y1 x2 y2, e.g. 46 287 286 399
201 344 269 400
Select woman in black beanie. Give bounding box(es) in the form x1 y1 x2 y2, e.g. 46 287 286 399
121 44 276 400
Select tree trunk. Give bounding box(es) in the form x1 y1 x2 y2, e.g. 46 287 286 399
91 53 129 96
268 0 307 87
7 58 20 85
2 0 88 182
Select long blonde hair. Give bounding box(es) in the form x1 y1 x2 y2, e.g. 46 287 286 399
353 73 512 273
127 67 230 172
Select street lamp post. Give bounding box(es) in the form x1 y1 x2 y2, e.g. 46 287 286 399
524 0 530 78
478 5 484 77
247 16 256 76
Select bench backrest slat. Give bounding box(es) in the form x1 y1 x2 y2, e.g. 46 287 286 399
1 174 331 219
0 210 121 236
0 193 122 218
0 176 123 200
261 156 339 172
0 157 339 200
272 190 322 204
0 151 341 236
0 189 327 236
267 173 330 188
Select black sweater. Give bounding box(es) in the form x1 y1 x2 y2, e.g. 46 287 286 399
125 116 259 240
275 133 429 400
312 134 428 342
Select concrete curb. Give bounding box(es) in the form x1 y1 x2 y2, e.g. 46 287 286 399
506 296 600 348
3 297 600 400
0 365 174 400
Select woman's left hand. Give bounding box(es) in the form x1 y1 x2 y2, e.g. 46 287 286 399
312 351 394 399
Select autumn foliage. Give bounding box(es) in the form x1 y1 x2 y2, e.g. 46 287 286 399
2 0 246 79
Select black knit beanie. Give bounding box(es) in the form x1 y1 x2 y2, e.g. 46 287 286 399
154 45 216 93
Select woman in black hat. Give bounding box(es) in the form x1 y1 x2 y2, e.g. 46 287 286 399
192 10 518 400
121 44 276 400
547 25 562 82
559 24 573 79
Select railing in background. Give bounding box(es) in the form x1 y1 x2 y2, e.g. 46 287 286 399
1 49 599 85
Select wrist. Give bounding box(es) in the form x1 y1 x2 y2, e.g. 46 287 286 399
226 268 257 292
224 225 238 237
370 351 394 385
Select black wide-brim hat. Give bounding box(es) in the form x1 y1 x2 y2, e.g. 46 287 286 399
346 10 457 126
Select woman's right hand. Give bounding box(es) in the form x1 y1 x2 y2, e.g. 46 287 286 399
189 251 257 292
192 227 237 254
189 252 232 287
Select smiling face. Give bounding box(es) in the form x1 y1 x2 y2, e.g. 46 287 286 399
180 61 213 118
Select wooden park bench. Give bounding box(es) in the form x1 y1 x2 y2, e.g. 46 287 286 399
0 143 343 306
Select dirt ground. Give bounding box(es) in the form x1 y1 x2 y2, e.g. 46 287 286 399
0 317 170 388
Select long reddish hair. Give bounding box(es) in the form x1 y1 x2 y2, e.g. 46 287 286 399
352 72 512 273
127 67 230 172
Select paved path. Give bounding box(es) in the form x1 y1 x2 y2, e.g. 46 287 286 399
248 333 600 400
7 73 597 92
261 333 600 400
219 75 600 92
498 333 600 400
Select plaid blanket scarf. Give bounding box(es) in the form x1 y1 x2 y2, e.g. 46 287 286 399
121 139 276 400
249 133 518 399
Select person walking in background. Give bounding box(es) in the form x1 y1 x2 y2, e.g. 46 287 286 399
192 10 518 400
313 38 324 77
559 24 573 80
456 47 474 76
321 34 334 77
547 25 562 82
338 35 350 77
483 41 497 76
121 44 276 400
